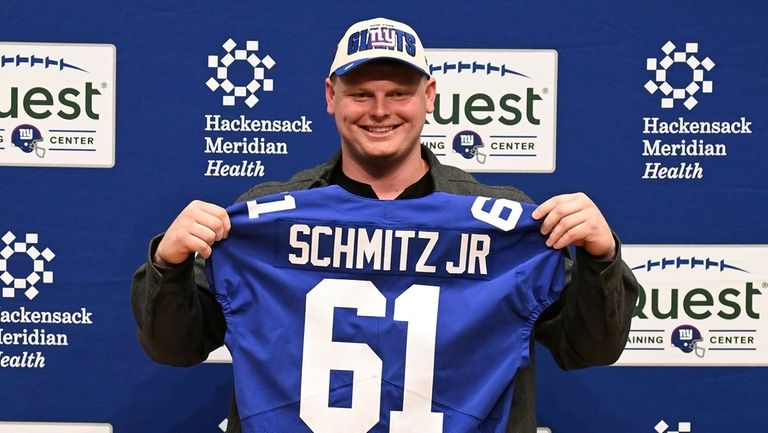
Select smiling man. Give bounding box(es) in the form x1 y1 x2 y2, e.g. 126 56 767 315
325 60 435 198
131 17 640 433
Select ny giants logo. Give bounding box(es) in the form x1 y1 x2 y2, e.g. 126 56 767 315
347 27 417 57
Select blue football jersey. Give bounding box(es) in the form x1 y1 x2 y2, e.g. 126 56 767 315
206 185 564 433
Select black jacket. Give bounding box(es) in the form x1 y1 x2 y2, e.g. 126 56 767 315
131 146 640 433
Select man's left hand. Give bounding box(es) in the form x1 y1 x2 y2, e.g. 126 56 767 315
532 193 616 260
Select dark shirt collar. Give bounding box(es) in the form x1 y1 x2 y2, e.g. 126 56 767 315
329 163 434 199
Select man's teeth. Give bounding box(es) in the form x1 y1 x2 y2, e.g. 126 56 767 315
367 126 393 133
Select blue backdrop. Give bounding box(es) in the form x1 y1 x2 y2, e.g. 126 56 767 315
1 1 766 432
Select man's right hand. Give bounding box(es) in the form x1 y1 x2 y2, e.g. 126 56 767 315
154 200 231 267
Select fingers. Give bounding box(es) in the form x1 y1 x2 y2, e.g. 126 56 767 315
533 193 585 241
547 218 593 250
155 200 230 265
543 209 589 250
189 201 231 242
533 193 616 258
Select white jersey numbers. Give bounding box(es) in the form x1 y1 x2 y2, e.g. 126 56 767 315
248 195 523 233
252 193 526 431
247 194 296 219
299 279 444 433
471 197 522 232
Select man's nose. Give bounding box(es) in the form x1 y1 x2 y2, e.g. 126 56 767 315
369 95 390 117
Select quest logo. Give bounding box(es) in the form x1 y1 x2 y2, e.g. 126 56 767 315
0 42 116 168
616 245 767 366
422 49 557 173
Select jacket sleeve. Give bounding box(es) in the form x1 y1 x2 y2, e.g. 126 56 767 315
130 234 227 366
533 234 641 369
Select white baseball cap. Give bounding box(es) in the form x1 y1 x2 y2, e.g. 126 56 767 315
329 17 430 77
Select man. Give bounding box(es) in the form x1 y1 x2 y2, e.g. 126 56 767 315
131 17 640 433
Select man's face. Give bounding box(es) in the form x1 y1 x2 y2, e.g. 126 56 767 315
325 61 436 169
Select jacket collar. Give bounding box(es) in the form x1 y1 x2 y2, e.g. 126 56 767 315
308 144 449 197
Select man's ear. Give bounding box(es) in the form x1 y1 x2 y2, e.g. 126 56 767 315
325 77 336 115
425 77 436 114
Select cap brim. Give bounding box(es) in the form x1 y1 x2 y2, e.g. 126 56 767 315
331 56 430 77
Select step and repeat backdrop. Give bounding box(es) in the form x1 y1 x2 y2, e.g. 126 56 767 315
1 1 766 432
